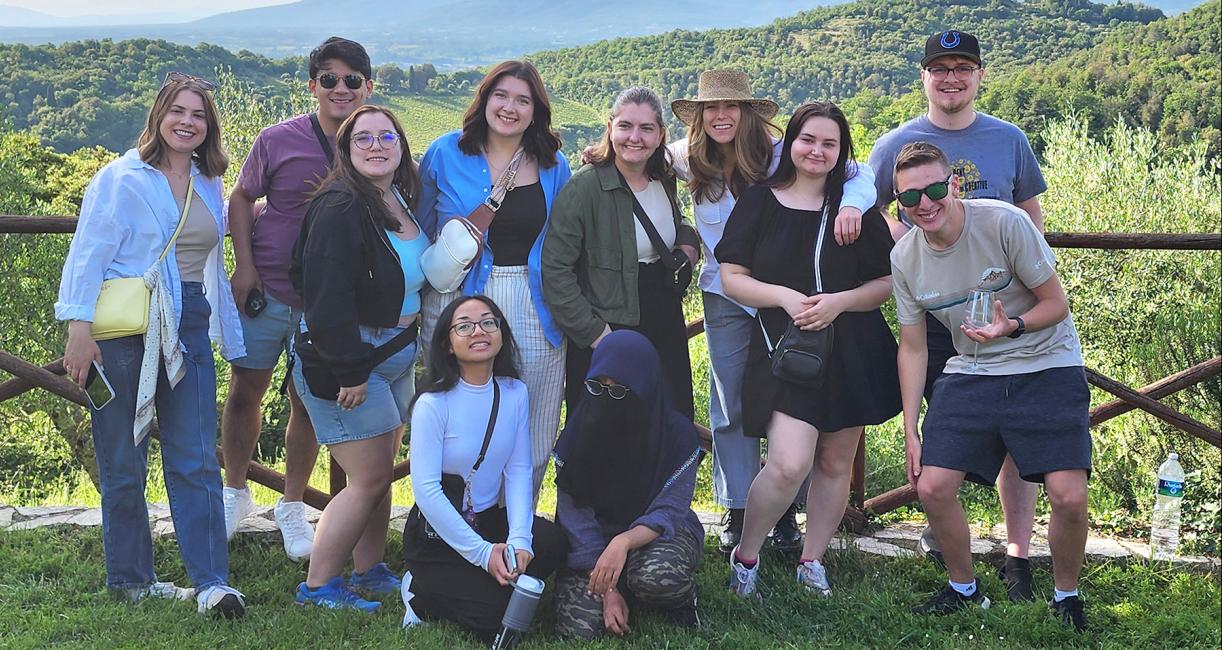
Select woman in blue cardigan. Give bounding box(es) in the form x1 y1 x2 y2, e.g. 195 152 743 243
416 60 572 498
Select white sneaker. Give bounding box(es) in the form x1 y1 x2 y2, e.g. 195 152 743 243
196 584 246 619
274 498 315 561
223 487 256 541
796 559 832 597
124 581 194 603
400 570 424 629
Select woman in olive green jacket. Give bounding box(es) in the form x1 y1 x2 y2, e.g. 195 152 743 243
542 86 700 419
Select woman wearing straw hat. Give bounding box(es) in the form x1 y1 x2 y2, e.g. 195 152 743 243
669 70 877 556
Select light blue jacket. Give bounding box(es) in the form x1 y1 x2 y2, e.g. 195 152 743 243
416 130 573 347
55 149 245 360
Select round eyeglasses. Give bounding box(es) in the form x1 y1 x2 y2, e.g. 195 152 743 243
450 317 501 337
584 379 629 400
352 132 401 150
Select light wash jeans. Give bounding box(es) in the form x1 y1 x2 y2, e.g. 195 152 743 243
704 292 806 509
91 282 229 590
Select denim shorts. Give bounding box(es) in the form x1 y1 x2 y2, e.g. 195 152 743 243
230 293 302 370
921 365 1092 486
292 325 418 446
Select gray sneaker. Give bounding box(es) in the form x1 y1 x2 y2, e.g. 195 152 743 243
728 548 761 600
918 525 946 569
796 559 831 597
121 581 194 603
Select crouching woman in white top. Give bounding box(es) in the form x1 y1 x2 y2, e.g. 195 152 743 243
401 295 568 640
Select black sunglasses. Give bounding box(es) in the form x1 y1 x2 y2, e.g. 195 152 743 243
895 177 952 208
162 71 217 91
584 379 629 400
316 72 365 90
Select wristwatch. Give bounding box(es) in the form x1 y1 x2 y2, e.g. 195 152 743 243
1007 316 1026 338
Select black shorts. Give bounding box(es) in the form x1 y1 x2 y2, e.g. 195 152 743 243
921 365 1092 486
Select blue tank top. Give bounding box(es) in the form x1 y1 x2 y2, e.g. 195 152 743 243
385 228 429 317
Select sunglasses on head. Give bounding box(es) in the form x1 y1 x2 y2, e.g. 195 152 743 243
316 72 365 90
162 71 217 91
584 379 629 400
894 177 952 208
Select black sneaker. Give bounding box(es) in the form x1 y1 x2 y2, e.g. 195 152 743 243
718 509 745 555
769 503 803 550
667 585 701 629
912 584 991 615
998 556 1035 602
1050 595 1088 633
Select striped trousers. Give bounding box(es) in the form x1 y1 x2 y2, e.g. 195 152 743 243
420 266 566 500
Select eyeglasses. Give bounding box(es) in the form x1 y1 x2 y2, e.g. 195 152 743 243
162 71 217 91
316 72 365 90
352 131 400 150
895 177 952 208
924 65 981 80
584 379 629 400
450 317 501 337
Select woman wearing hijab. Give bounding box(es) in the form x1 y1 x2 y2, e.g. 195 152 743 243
551 330 705 640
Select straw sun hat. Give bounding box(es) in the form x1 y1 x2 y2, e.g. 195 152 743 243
670 70 779 125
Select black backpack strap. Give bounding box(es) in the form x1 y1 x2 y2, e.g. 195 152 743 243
309 112 335 165
617 170 674 259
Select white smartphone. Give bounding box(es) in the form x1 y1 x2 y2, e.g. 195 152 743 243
85 360 115 410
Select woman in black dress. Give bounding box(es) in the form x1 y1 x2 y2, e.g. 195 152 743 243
716 102 900 599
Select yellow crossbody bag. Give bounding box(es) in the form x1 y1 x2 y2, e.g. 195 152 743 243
90 176 194 341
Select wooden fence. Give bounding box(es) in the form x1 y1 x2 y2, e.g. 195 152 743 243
2 216 1219 527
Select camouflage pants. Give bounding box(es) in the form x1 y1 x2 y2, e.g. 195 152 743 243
554 528 701 640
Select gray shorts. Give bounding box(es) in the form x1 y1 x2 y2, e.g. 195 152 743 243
921 365 1092 486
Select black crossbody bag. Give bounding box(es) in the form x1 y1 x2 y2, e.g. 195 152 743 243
759 200 835 388
404 380 501 553
293 323 418 401
620 173 693 295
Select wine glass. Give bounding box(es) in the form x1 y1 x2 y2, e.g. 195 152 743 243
964 289 994 373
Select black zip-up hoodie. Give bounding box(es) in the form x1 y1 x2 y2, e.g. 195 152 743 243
290 181 406 387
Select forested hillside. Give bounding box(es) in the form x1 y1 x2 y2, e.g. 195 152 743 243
529 0 1162 112
0 0 1175 155
979 0 1220 158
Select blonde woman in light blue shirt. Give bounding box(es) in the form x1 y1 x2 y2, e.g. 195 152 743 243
56 74 246 618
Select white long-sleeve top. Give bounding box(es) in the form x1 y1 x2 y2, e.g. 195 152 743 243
409 376 534 570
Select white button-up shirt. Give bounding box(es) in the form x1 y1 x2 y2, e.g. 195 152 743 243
56 149 245 360
669 138 877 314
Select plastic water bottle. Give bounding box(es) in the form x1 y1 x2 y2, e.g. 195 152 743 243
1150 453 1185 560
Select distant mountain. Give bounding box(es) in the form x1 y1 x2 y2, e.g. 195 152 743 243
0 5 57 27
0 6 214 27
0 0 849 68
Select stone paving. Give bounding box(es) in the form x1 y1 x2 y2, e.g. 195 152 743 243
2 503 1216 573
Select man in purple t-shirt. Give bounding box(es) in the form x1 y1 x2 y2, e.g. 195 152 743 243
221 37 374 560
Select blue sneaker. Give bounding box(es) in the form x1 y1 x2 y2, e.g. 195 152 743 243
296 576 381 613
348 562 401 596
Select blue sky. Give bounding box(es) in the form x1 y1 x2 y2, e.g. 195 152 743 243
5 0 289 17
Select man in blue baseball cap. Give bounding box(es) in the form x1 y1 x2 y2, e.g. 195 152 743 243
867 29 1049 607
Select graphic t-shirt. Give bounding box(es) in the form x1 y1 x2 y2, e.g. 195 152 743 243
889 199 1083 375
236 114 335 308
868 113 1046 220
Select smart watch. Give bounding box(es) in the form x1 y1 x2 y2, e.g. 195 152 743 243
1007 316 1026 339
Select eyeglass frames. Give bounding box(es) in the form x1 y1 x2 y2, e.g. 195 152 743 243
352 131 401 150
450 317 501 337
923 64 981 81
584 379 629 400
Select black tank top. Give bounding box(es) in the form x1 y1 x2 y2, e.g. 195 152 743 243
487 181 546 266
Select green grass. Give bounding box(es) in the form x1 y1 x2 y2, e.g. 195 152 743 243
0 525 1217 648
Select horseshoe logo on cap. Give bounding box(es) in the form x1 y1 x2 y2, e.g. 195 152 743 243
940 31 961 48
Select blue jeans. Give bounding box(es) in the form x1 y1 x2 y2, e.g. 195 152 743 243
704 292 806 508
90 282 228 590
